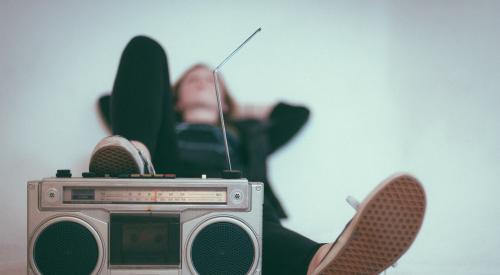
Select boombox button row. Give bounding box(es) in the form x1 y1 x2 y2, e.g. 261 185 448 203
128 173 177 179
80 172 176 179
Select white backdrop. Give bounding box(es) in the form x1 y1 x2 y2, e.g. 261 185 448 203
1 1 500 274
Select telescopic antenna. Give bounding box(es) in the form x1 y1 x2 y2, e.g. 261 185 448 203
213 27 262 179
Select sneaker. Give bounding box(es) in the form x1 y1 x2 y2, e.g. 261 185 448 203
89 136 155 176
311 173 426 275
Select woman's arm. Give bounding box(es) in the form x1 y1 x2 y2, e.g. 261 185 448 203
266 102 311 154
234 102 310 154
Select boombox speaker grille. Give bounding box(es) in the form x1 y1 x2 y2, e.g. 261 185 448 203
191 221 255 275
33 221 99 275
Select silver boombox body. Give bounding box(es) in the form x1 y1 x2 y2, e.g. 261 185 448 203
27 177 263 275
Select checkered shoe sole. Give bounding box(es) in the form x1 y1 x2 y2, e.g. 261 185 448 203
313 174 426 275
89 145 141 176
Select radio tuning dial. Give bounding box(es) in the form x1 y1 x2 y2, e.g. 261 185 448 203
230 190 243 204
46 188 59 202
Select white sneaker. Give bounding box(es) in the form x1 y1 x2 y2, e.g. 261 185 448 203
311 173 426 275
89 136 155 176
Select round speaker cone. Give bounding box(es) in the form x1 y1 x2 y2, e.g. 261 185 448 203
191 221 255 275
34 220 99 275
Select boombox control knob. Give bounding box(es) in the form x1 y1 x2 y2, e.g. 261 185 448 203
56 169 72 178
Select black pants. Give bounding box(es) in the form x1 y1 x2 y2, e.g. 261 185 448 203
110 35 322 275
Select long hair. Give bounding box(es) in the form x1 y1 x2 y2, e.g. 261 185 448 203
171 63 237 122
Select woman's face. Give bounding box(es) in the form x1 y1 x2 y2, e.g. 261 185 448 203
176 66 226 112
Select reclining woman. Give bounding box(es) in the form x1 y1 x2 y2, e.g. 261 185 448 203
91 35 426 275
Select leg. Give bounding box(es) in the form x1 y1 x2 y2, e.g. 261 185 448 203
110 35 179 173
262 174 426 275
263 220 323 275
262 198 323 275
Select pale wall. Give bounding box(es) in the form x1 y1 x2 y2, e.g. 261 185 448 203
1 1 499 274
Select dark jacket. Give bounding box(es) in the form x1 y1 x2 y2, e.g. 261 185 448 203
98 96 310 219
232 103 310 219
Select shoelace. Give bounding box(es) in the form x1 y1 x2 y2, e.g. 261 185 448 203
136 148 155 174
346 196 398 275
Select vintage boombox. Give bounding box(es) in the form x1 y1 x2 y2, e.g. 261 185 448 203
27 175 263 275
